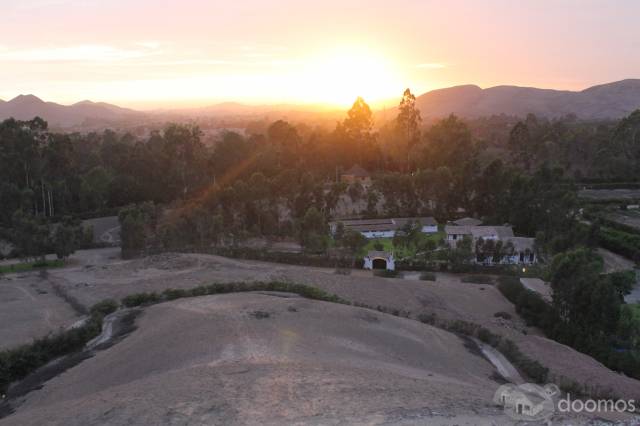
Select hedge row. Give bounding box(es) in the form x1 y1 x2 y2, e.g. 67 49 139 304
0 300 118 395
139 245 365 268
598 226 640 261
122 281 350 308
430 317 549 384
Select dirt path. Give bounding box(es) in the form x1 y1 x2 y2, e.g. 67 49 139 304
473 338 524 384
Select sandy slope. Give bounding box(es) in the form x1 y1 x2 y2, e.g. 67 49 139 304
3 293 510 425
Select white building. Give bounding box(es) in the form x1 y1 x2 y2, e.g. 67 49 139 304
330 217 438 239
444 225 537 265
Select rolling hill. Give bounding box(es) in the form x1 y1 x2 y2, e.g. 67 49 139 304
0 95 143 128
414 79 640 119
2 79 640 128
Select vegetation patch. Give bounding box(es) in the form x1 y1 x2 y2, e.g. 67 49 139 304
122 281 350 308
0 259 64 274
0 300 115 395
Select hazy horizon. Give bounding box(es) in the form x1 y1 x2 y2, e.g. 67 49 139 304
2 0 639 109
3 78 640 112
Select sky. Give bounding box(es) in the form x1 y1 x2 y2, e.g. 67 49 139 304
1 0 639 109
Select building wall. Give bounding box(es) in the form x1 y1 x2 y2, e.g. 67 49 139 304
361 230 395 239
363 256 395 271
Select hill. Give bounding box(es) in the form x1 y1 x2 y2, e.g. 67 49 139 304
1 293 508 425
414 79 640 119
0 95 144 128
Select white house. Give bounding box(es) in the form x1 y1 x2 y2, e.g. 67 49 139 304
330 217 438 239
444 225 537 265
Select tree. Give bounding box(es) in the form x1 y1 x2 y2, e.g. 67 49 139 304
299 207 327 253
10 210 50 262
395 88 422 170
52 221 78 260
549 248 621 351
508 121 532 171
119 202 157 257
421 115 472 170
340 229 368 266
343 97 373 141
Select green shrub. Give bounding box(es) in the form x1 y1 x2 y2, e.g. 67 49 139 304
90 299 119 317
162 288 188 300
0 311 104 394
496 276 524 303
121 292 161 307
417 313 437 325
419 272 436 281
494 311 512 320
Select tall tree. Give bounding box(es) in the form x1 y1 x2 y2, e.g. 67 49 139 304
395 88 422 170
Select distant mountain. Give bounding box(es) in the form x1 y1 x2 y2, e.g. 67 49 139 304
414 79 640 119
0 95 143 128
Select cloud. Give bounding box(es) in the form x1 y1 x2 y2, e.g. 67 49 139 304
134 41 162 50
416 63 446 69
0 44 155 62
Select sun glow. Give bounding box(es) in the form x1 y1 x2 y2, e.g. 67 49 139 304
298 47 404 107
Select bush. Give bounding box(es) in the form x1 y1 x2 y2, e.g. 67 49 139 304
162 288 188 300
90 299 119 317
418 313 437 325
120 281 350 309
461 275 493 284
494 311 512 320
121 292 161 307
0 311 104 395
496 276 523 303
419 272 436 281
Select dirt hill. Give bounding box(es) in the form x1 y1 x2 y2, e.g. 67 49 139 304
3 293 509 425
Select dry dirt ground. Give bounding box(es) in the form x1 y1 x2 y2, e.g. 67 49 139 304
2 293 614 426
2 249 640 424
0 272 79 350
597 248 636 274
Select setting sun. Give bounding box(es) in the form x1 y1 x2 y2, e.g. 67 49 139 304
299 47 404 107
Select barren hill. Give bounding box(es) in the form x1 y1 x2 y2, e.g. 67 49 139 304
3 293 507 425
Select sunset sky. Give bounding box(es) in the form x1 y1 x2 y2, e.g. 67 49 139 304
1 0 639 109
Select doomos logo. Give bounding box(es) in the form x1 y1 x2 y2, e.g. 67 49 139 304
494 383 560 422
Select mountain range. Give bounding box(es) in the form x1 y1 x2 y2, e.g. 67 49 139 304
1 79 640 128
0 95 143 128
413 79 640 120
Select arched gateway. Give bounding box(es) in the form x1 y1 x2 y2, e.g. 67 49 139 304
363 251 395 271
